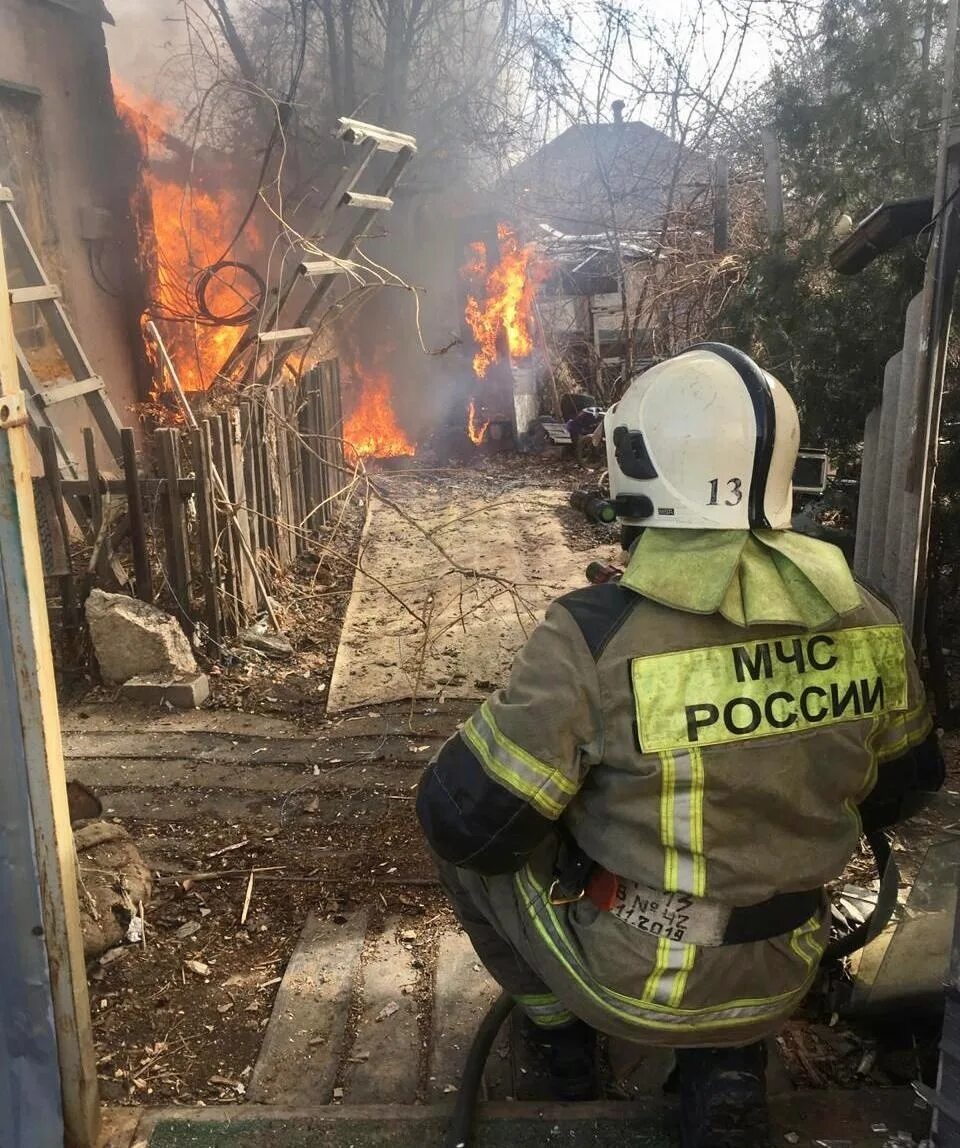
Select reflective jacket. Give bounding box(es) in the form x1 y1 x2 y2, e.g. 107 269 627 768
416 580 943 1045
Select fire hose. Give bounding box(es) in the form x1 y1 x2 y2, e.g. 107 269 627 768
444 562 900 1148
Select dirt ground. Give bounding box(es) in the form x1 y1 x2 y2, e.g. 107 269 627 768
90 806 448 1106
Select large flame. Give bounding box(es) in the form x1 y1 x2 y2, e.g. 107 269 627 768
463 225 545 378
113 79 259 392
343 368 415 460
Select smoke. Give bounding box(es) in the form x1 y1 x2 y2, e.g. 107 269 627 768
105 0 189 98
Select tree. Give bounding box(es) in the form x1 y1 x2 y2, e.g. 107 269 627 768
717 0 942 462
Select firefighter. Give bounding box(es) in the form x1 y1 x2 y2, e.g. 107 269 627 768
416 344 944 1147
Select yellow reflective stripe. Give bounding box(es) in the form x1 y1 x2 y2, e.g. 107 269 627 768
669 943 697 1008
515 992 574 1027
632 624 908 752
875 701 933 763
690 747 707 897
660 752 679 892
649 750 705 1003
644 939 697 1007
515 866 819 1033
462 702 577 819
789 916 826 969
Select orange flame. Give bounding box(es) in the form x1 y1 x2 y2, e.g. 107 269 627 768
466 399 490 445
113 79 260 392
343 368 415 460
463 225 545 378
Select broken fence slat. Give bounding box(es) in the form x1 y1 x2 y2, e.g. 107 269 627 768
156 428 192 634
190 424 222 646
121 428 153 604
330 358 346 478
208 415 240 636
241 401 265 555
224 408 257 618
272 386 295 565
288 383 307 552
260 393 281 557
309 369 329 528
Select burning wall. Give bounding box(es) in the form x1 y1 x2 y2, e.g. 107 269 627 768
113 80 265 395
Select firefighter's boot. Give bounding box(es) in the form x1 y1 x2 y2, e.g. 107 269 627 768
675 1042 770 1148
526 1017 600 1101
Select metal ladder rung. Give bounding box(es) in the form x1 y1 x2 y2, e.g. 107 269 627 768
257 327 313 343
341 192 394 211
36 377 105 406
337 118 418 154
10 284 61 304
300 260 348 279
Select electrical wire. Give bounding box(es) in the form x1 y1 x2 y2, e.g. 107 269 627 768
195 260 266 325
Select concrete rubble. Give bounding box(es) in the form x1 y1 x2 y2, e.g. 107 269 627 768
85 589 209 708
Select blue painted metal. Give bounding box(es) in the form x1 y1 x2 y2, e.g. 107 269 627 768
0 426 64 1146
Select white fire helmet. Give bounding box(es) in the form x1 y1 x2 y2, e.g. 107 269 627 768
604 343 800 530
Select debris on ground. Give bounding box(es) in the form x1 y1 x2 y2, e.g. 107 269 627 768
75 819 152 960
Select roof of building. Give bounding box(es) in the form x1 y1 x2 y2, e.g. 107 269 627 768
500 120 705 236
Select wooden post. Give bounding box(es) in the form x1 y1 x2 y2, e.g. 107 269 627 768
0 163 100 1147
190 424 222 645
120 428 153 603
761 129 785 243
157 428 192 632
714 155 730 254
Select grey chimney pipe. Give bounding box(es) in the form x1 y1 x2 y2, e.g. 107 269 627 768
612 100 625 124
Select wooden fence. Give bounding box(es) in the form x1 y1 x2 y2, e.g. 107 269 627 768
36 361 346 656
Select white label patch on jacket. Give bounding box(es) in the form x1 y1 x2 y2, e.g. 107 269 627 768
631 624 908 752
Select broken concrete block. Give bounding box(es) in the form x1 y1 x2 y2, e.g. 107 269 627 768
120 673 210 709
85 589 196 684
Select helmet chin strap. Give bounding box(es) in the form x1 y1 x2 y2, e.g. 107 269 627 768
688 342 777 529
